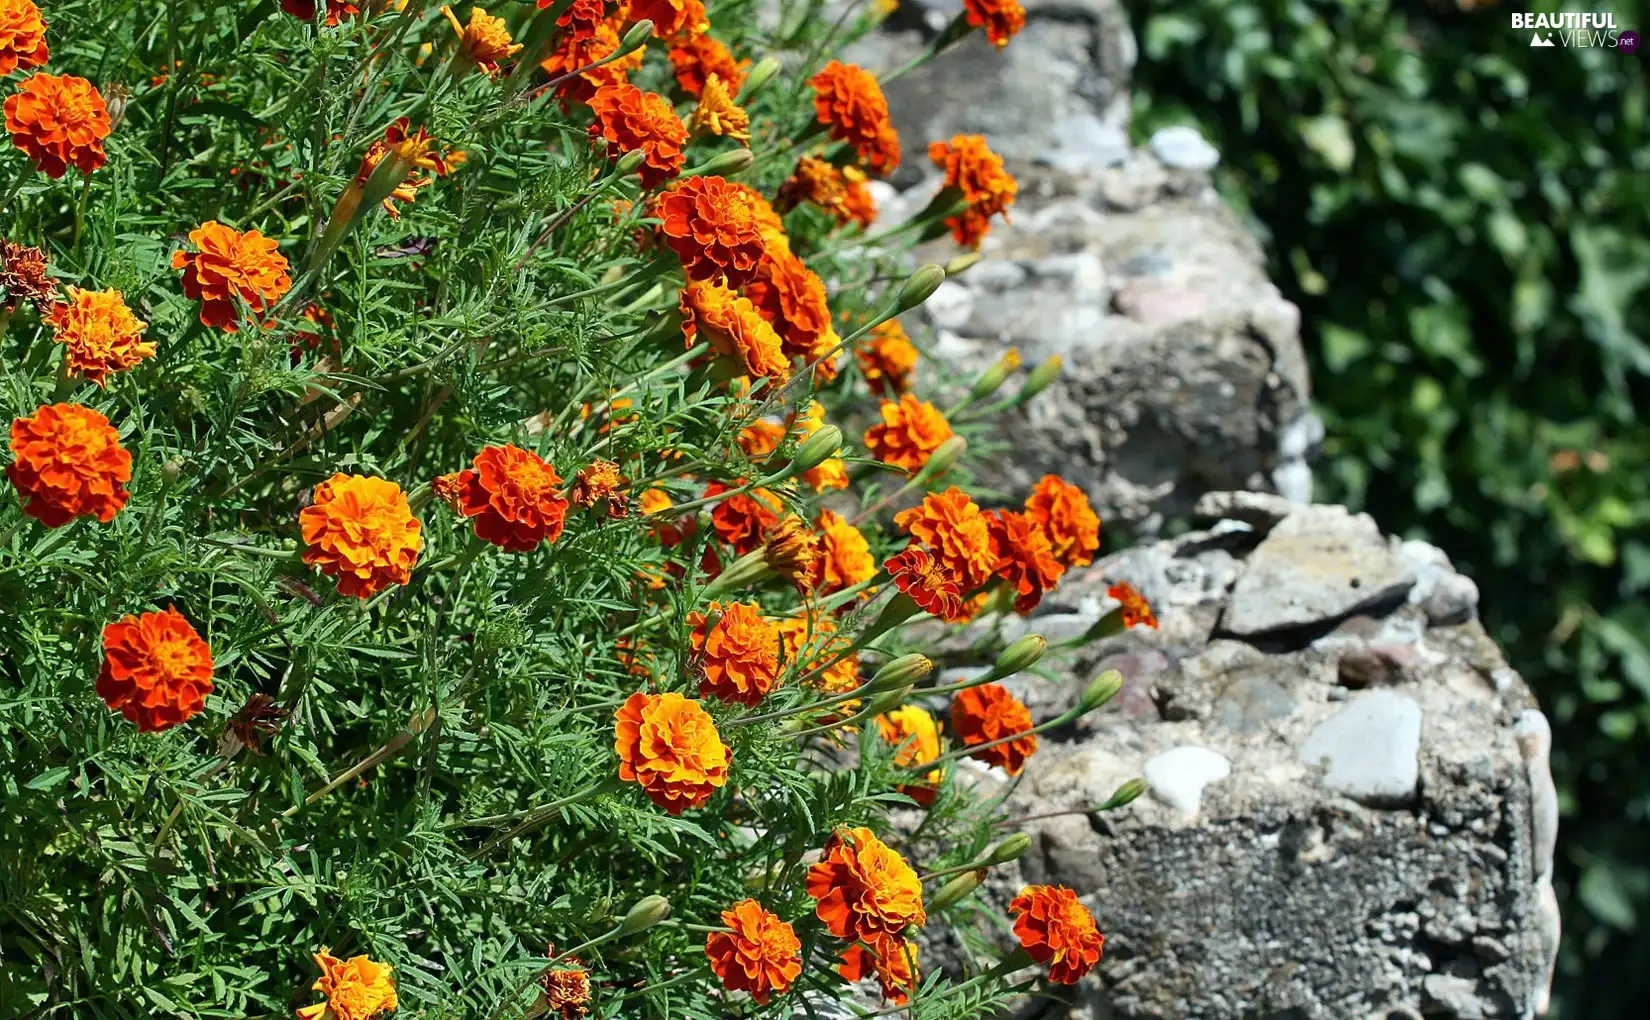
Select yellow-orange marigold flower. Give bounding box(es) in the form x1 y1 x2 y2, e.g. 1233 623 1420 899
1009 885 1105 984
679 280 789 381
0 0 48 76
792 401 849 492
777 613 859 693
4 73 111 178
7 403 130 527
856 319 917 396
172 221 292 332
989 508 1065 613
839 933 919 1006
703 479 782 556
570 458 625 515
689 600 781 706
864 393 953 474
810 61 899 172
737 418 785 462
614 690 730 814
353 118 462 219
950 681 1037 776
746 249 839 381
300 474 423 598
441 5 522 76
929 134 1017 247
668 32 748 97
816 509 875 595
281 1 361 26
641 487 695 547
632 0 707 39
653 175 769 287
894 486 995 594
96 606 214 733
777 156 876 229
705 899 802 1005
688 73 750 142
447 444 570 552
1108 581 1159 630
48 288 154 387
1024 474 1100 568
589 82 687 187
540 22 644 105
0 238 56 310
805 826 926 941
963 0 1026 49
296 948 398 1020
884 545 963 621
877 703 944 805
764 514 822 593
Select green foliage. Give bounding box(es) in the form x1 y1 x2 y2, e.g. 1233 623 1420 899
1124 0 1650 1013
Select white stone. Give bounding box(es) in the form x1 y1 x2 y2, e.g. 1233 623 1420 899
1149 125 1221 172
1300 690 1422 805
1144 745 1232 815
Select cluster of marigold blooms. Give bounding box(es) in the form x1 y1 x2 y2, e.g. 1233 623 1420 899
0 0 1152 1014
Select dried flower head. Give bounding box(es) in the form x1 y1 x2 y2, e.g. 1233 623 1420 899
876 703 944 805
929 134 1017 247
0 238 56 310
614 691 731 814
805 826 926 942
296 948 398 1020
668 32 748 97
950 682 1037 776
856 319 918 396
704 899 802 1004
1024 474 1100 568
838 933 919 1005
679 280 789 381
884 545 964 621
226 693 289 755
0 0 49 77
764 515 822 593
815 510 875 595
7 403 131 527
1009 885 1104 984
653 176 770 287
299 474 424 598
894 487 995 595
4 72 111 178
539 961 592 1019
703 480 783 556
96 606 214 733
810 61 899 172
864 393 953 474
570 458 625 514
689 600 782 706
446 445 570 552
47 288 154 387
172 221 293 332
589 83 688 187
988 508 1065 612
1108 581 1158 630
963 0 1026 49
688 73 750 142
441 5 522 76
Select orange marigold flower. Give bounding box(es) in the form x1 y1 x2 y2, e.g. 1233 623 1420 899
171 221 292 332
4 73 111 179
816 509 875 595
805 826 926 942
570 458 625 514
777 613 859 692
296 948 398 1020
950 681 1037 776
300 474 423 598
963 0 1026 49
0 238 56 310
689 600 781 706
95 606 214 733
281 1 361 25
640 487 695 547
885 545 964 621
0 0 48 77
1024 474 1100 568
540 22 644 105
989 508 1065 613
47 288 153 387
1009 885 1105 984
688 73 750 142
894 486 995 594
863 393 953 474
588 83 687 187
1108 581 1158 630
631 0 707 40
929 134 1017 247
704 900 802 1005
876 703 944 805
614 690 730 814
6 403 130 527
678 280 789 381
810 61 899 172
653 176 769 287
446 444 570 552
777 155 876 229
792 401 849 492
353 118 462 219
839 933 919 1006
746 249 839 381
703 479 782 556
764 514 822 593
737 418 785 461
548 0 605 41
441 4 522 76
856 319 918 396
539 959 592 1020
668 32 748 97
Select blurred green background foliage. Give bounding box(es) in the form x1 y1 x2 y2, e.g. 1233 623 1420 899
1121 0 1650 1014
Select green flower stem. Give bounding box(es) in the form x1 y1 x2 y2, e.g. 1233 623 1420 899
612 966 708 1002
546 258 672 309
467 777 615 859
280 706 439 819
515 169 632 272
919 859 992 883
503 0 574 98
878 14 976 86
199 536 301 560
902 705 1084 774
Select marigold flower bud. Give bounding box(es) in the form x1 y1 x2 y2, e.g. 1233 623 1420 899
618 19 653 56
690 147 754 178
943 251 982 276
1077 607 1127 644
970 347 1022 401
160 458 184 486
992 634 1046 678
739 57 782 102
926 869 986 912
863 684 912 719
987 832 1032 864
785 424 843 479
701 546 776 599
909 435 966 488
1017 354 1063 403
1098 777 1146 811
620 894 672 934
1078 670 1123 714
612 147 648 177
895 264 946 312
867 653 933 693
